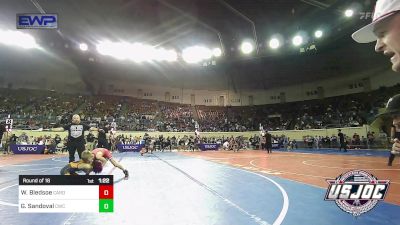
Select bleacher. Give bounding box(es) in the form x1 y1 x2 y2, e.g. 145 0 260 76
1 84 400 132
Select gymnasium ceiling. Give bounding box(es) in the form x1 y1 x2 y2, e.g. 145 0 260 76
0 0 393 92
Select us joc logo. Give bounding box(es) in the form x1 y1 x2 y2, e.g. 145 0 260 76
324 170 390 216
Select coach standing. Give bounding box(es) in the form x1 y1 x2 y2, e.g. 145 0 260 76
265 130 273 154
52 114 98 162
97 124 110 149
0 122 7 154
338 129 347 152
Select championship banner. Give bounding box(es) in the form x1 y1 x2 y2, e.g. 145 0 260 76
11 145 45 154
199 144 220 151
116 144 144 152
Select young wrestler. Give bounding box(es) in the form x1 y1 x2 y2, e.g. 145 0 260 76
92 148 129 179
60 151 103 175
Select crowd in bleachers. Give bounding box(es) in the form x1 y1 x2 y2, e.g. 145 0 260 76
157 102 194 132
1 84 400 132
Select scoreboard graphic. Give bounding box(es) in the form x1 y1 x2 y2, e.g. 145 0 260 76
19 175 114 213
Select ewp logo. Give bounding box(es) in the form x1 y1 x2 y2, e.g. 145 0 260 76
17 14 57 29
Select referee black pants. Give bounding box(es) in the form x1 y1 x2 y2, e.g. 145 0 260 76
67 141 85 163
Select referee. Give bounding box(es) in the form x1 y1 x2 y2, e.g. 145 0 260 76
52 114 98 162
338 129 347 152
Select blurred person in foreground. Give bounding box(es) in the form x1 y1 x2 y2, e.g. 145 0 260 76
352 0 400 72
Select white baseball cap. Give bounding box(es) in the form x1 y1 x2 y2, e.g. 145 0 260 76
352 0 400 43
